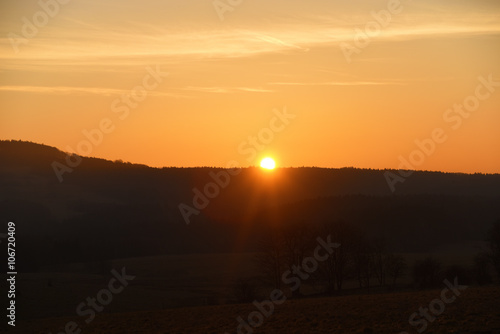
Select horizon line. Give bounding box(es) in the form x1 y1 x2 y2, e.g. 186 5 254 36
1 139 499 176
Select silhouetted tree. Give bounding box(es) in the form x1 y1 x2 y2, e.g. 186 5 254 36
372 238 388 287
255 220 316 297
386 254 406 288
318 220 355 293
351 233 374 289
232 278 258 303
281 220 314 297
256 228 285 290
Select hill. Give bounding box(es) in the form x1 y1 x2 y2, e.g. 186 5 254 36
1 140 499 270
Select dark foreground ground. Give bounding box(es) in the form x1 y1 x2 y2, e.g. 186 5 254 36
10 286 500 334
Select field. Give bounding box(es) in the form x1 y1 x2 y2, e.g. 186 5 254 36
9 245 483 319
11 286 500 333
6 247 499 334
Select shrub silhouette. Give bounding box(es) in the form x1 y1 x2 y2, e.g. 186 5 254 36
232 278 258 303
473 253 493 285
487 219 500 282
443 264 472 285
413 257 443 289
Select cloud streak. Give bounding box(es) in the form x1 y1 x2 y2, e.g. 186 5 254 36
0 85 186 98
1 12 499 66
181 86 274 94
267 81 407 87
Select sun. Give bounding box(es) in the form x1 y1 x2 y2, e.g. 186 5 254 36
260 157 276 170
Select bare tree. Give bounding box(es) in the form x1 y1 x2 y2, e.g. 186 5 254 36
318 220 355 293
232 278 258 303
255 220 314 296
256 228 285 290
372 237 389 287
281 220 313 297
386 253 406 288
351 232 374 289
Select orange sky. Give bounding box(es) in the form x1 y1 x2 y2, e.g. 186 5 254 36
1 0 499 172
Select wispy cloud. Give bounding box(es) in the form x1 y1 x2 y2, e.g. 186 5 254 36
182 86 273 94
2 14 499 65
267 75 457 86
0 85 186 98
268 81 407 86
256 35 309 52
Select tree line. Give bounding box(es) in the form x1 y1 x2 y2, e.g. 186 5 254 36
239 219 500 302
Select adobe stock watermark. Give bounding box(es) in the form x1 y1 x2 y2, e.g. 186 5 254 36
340 0 410 63
213 0 243 21
51 65 168 183
7 0 72 54
385 74 500 192
400 276 467 334
178 107 296 225
225 235 340 334
48 267 135 334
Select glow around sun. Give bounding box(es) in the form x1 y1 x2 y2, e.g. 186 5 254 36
260 157 276 170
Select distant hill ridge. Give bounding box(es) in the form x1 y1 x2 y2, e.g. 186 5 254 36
1 139 499 197
1 140 499 269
